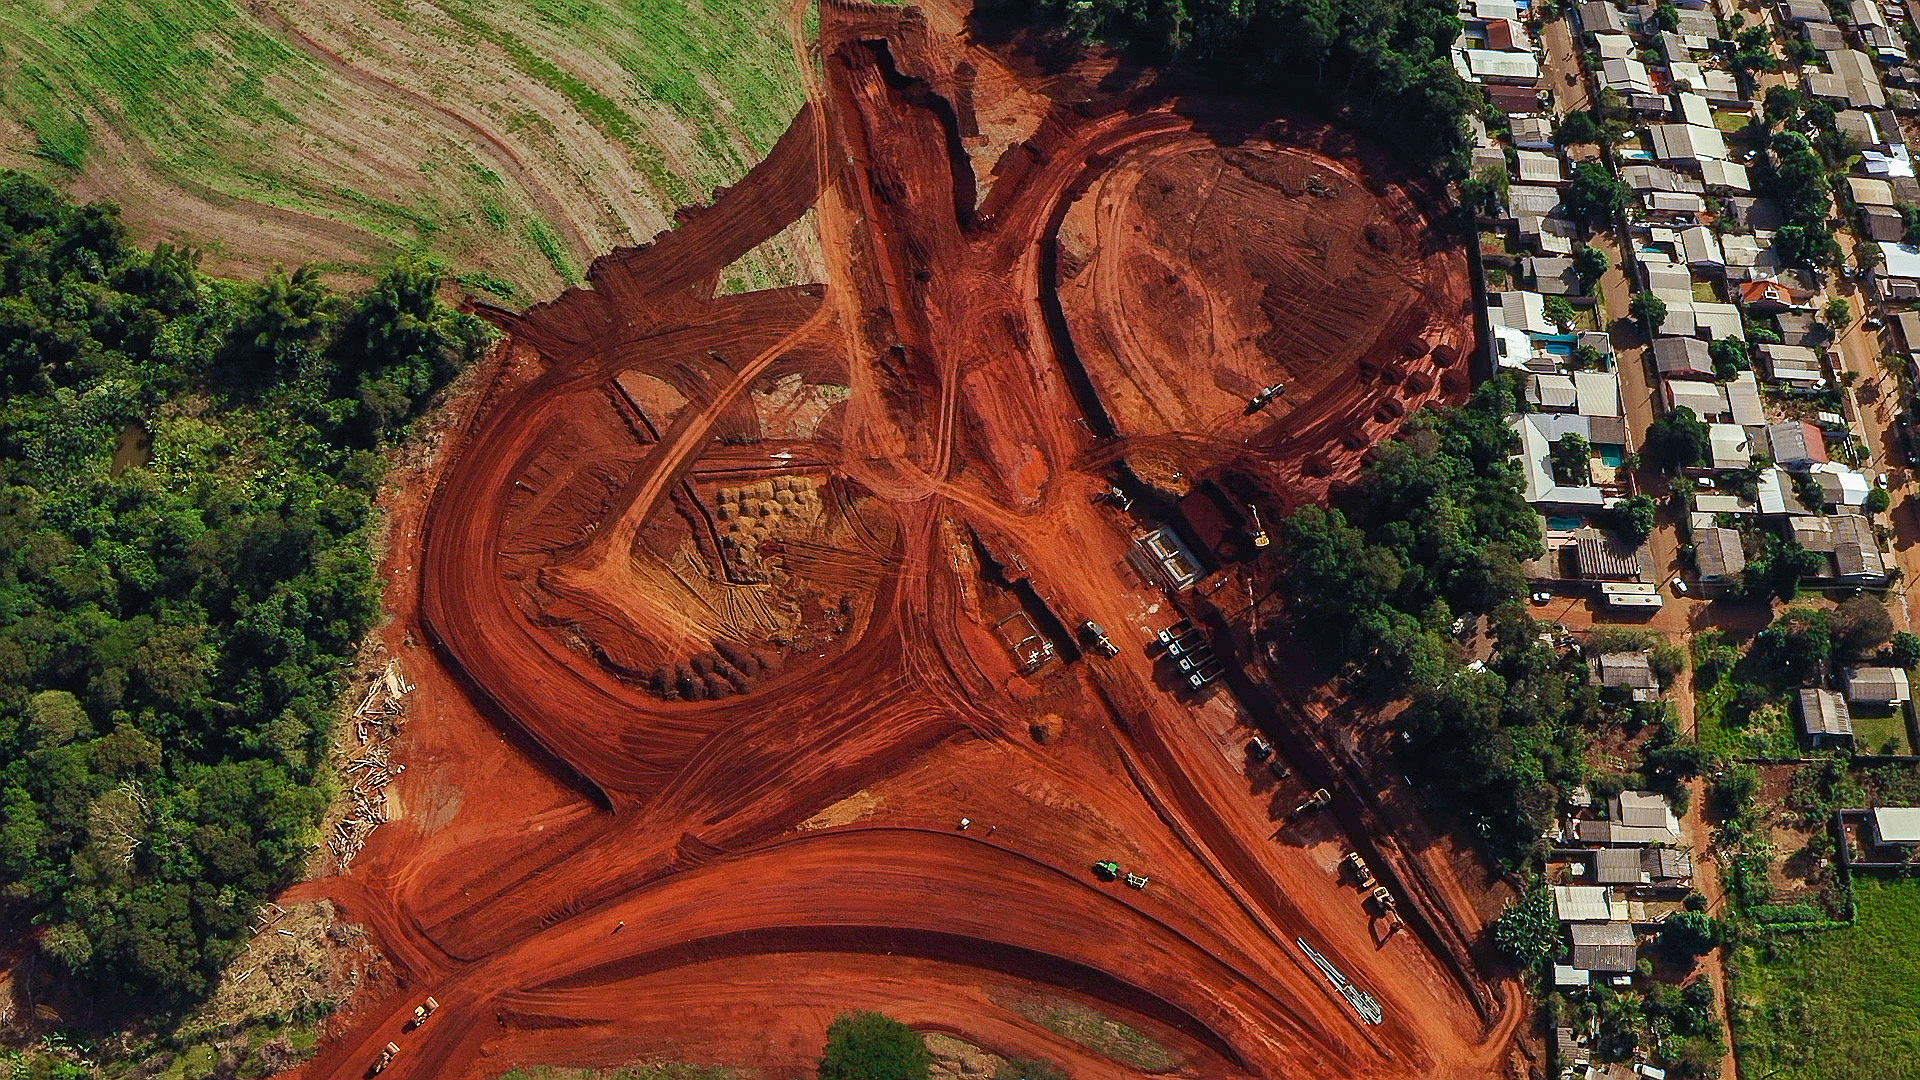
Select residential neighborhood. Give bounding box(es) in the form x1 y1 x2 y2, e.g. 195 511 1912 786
1455 0 1920 1075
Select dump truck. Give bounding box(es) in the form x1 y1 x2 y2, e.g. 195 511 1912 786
1295 788 1332 814
1155 620 1194 647
1093 861 1122 881
408 996 439 1028
1247 737 1273 761
371 1043 401 1075
1368 887 1397 915
1246 382 1286 414
1125 873 1150 889
1247 505 1270 549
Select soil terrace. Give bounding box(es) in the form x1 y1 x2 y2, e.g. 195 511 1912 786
286 4 1513 1078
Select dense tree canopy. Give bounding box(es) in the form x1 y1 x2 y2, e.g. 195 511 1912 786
818 1012 932 1080
1008 0 1480 174
0 172 488 1010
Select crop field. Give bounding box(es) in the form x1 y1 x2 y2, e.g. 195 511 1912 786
0 0 818 298
1732 875 1920 1080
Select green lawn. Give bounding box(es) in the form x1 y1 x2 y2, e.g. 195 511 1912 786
1853 710 1915 757
1732 876 1920 1080
0 0 807 294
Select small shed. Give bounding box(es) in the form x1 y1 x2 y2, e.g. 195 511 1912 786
1595 652 1660 702
1871 806 1920 845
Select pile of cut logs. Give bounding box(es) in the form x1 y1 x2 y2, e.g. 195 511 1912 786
329 659 414 867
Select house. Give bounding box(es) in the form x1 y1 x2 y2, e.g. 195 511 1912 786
1649 122 1728 164
1673 92 1714 128
1774 310 1831 346
1528 255 1584 295
1570 922 1640 972
1574 527 1649 581
1576 370 1623 419
1693 525 1747 584
1870 807 1920 845
1646 189 1709 216
1491 290 1558 337
1595 651 1660 701
1653 336 1713 379
1529 372 1580 411
1707 423 1753 470
1553 883 1621 921
1799 687 1856 746
1899 307 1920 354
1603 57 1656 96
1804 21 1849 51
1513 413 1608 508
1727 371 1766 426
1757 343 1828 386
1726 196 1785 230
1578 0 1633 33
1779 0 1833 21
1663 378 1731 421
1616 790 1681 839
1845 665 1913 707
1874 242 1920 300
1622 164 1704 195
1766 420 1830 466
1864 205 1906 244
1694 302 1745 341
1511 115 1555 150
1592 847 1652 885
1830 49 1890 109
1643 847 1694 885
1740 279 1807 313
1467 49 1542 84
1757 466 1805 515
1698 157 1753 193
1789 514 1888 582
1517 150 1567 185
1850 175 1898 208
1681 225 1725 268
1811 462 1873 511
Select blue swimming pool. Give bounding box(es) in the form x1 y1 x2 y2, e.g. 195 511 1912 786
1547 515 1585 530
1598 446 1625 466
1539 334 1577 356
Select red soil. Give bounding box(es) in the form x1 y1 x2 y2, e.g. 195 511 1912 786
286 4 1513 1079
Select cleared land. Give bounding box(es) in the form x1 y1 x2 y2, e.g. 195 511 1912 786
0 0 819 298
284 3 1510 1079
1732 876 1920 1080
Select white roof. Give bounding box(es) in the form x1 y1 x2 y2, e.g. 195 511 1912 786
1553 884 1616 921
1728 371 1766 426
1873 807 1920 843
1675 92 1714 127
1650 123 1728 162
1517 150 1566 184
1850 175 1898 207
1708 423 1753 468
1469 49 1543 79
1699 158 1752 192
1695 492 1757 514
1666 379 1730 419
1682 226 1725 266
1512 414 1607 505
1491 290 1558 336
1602 56 1655 94
1881 243 1920 282
1575 370 1623 417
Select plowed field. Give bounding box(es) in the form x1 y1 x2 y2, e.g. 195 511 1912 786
286 4 1513 1078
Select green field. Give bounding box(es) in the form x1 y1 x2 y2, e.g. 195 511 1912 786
1732 875 1920 1080
0 0 810 296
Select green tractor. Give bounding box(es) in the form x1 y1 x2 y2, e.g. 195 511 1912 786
1092 861 1122 881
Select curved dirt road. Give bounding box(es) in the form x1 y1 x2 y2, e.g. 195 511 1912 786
289 5 1515 1079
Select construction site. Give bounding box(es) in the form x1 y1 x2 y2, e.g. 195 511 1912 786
285 2 1519 1078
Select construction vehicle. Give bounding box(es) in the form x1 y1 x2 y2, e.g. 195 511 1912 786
1167 633 1208 659
1125 873 1150 889
408 996 439 1028
1247 505 1270 549
1080 620 1119 657
1175 649 1215 673
1342 851 1374 889
1092 860 1122 881
1247 737 1273 761
1368 887 1397 916
1187 662 1223 690
1245 382 1286 414
371 1043 401 1075
1295 788 1332 815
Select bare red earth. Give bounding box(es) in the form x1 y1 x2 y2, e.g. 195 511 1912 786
286 5 1515 1079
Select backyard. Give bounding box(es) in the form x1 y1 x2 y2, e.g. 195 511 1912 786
1731 875 1920 1080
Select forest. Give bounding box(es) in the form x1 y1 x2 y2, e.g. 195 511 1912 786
0 172 489 1012
1007 0 1480 174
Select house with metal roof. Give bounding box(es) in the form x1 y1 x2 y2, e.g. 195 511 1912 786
1845 665 1912 707
1595 652 1660 701
1693 526 1747 584
1798 686 1856 747
1570 922 1640 972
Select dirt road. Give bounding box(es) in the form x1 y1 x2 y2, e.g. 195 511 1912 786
285 5 1517 1078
